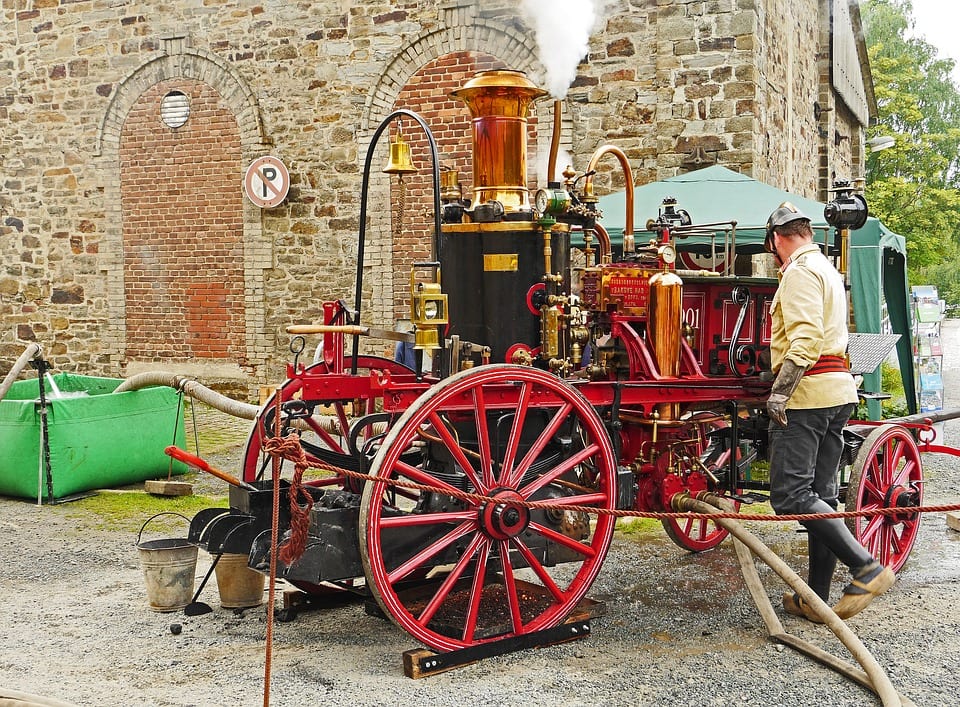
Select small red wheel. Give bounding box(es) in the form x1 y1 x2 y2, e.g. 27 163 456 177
845 424 923 573
241 355 410 485
661 413 741 552
359 364 617 651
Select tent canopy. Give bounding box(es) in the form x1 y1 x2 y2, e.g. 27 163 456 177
595 165 915 413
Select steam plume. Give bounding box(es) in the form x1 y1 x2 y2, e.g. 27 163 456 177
519 0 605 99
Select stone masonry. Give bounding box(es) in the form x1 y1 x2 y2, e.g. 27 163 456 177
0 0 867 396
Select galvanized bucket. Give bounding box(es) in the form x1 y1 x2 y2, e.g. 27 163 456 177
214 553 265 608
136 512 198 612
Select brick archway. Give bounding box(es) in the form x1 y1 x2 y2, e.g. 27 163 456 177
96 43 272 382
357 21 567 329
120 79 244 362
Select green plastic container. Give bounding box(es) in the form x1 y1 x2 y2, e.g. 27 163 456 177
0 373 186 501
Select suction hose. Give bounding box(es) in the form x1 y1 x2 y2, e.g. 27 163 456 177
676 492 913 707
114 371 386 439
114 371 259 420
0 343 42 402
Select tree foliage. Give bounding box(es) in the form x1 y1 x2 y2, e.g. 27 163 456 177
861 0 960 306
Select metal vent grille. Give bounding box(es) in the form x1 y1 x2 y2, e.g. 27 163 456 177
160 91 190 129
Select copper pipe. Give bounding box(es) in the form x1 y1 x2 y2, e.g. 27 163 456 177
584 145 635 249
548 99 562 183
593 222 613 264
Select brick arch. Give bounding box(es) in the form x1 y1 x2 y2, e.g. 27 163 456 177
358 24 570 328
120 78 245 362
95 45 273 381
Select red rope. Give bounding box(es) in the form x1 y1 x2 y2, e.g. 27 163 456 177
261 436 960 523
263 434 315 565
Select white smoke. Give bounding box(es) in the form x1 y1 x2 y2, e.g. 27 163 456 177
519 0 606 99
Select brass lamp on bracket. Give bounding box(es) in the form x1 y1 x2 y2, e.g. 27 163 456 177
410 267 448 350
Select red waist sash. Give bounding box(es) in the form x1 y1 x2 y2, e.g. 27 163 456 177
804 354 849 376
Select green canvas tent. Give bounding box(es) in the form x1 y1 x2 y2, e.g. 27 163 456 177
594 165 916 414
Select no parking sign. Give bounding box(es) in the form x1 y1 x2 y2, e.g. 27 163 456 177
244 155 290 208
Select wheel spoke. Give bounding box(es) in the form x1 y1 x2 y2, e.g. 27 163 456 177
391 459 466 498
519 443 600 498
499 380 531 485
462 539 491 643
418 533 486 625
426 410 485 492
498 540 524 633
509 537 566 603
859 512 885 546
532 491 609 508
380 510 476 528
472 385 495 488
528 521 597 558
303 414 348 454
505 401 574 488
386 520 476 584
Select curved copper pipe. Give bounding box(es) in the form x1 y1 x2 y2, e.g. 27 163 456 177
593 222 613 264
584 145 634 247
547 100 562 183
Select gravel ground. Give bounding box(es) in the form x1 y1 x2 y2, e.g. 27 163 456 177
2 320 959 707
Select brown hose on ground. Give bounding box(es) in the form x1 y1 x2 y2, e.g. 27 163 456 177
679 493 913 707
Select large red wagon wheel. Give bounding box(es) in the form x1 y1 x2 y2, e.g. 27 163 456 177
241 355 411 485
845 423 923 573
661 413 741 552
359 364 617 651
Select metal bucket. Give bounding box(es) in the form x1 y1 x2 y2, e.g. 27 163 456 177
136 512 198 612
214 553 265 608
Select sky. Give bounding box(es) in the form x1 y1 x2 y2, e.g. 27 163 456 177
908 0 960 87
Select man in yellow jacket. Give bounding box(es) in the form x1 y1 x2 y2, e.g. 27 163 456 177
765 203 894 622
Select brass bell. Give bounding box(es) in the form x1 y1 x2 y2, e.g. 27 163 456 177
384 133 417 175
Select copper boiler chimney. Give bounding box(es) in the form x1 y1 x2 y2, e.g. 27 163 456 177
449 70 547 212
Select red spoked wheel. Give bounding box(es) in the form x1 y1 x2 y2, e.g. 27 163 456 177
359 364 617 651
241 355 411 485
661 413 741 552
845 424 923 573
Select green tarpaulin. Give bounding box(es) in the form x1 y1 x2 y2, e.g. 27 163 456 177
594 165 915 413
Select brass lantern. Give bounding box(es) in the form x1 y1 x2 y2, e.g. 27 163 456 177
410 269 448 351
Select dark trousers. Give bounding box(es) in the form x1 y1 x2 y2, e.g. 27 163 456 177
769 403 873 599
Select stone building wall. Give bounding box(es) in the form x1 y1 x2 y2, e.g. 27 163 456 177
0 0 868 396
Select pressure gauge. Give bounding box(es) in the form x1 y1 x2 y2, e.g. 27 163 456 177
534 188 570 216
658 243 677 265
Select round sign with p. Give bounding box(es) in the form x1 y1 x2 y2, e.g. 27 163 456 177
244 156 290 208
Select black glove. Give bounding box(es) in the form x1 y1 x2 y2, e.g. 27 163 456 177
767 359 806 427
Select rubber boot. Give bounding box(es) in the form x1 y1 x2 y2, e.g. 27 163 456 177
805 533 838 602
801 504 873 571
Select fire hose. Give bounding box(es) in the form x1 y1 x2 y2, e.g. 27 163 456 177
114 372 261 419
0 342 42 402
677 492 915 707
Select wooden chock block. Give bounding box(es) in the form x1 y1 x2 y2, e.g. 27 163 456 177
145 479 194 497
946 511 960 533
258 386 278 405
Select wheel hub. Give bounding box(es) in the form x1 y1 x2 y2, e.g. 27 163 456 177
479 488 530 540
884 484 920 524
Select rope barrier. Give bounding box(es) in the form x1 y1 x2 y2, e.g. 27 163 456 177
263 433 960 526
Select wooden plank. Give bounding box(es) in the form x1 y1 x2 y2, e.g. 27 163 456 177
946 511 960 532
144 480 194 496
403 618 593 679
